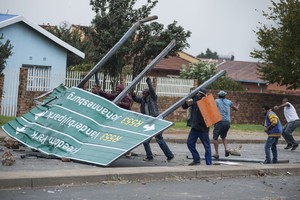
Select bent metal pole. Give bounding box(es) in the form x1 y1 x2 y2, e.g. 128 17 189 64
77 16 158 88
113 39 176 104
157 69 226 119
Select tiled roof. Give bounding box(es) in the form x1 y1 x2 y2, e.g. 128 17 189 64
154 53 265 84
217 61 266 84
155 55 191 71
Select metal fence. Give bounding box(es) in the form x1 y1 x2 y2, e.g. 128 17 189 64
65 71 195 97
1 69 20 117
0 69 194 117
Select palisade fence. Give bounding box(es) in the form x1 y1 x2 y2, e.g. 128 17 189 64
65 71 195 96
1 69 194 117
1 69 20 117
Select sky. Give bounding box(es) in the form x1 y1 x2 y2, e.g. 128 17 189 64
0 0 275 62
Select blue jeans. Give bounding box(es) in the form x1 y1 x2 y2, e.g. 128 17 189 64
264 137 279 163
187 128 212 165
282 120 300 145
143 132 174 159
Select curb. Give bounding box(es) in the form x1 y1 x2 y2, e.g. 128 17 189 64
1 164 299 189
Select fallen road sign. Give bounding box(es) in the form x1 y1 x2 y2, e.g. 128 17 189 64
1 85 173 166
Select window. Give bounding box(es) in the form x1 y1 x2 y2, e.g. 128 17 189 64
23 65 51 91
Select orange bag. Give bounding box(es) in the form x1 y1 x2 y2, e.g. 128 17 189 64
197 94 222 127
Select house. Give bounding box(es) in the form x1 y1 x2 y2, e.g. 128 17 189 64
216 61 300 94
0 14 85 116
151 53 268 92
216 61 267 93
154 55 300 94
150 51 200 77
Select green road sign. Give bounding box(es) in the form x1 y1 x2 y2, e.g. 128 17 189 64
1 85 173 166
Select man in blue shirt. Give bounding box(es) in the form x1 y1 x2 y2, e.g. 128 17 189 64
212 90 239 159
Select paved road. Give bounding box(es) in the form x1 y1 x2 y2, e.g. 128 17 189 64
1 175 299 200
1 130 300 190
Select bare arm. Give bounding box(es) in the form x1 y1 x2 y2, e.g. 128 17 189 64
274 102 289 110
232 103 240 111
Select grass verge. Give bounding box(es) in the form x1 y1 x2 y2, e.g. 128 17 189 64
0 116 299 136
171 121 300 135
0 116 15 126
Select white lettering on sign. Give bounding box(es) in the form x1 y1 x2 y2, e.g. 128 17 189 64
30 131 80 154
66 92 122 121
48 136 80 154
44 111 101 139
30 131 48 144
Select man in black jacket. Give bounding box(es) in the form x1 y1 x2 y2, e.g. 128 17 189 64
182 88 212 165
131 77 174 161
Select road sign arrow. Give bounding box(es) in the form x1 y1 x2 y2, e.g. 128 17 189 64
16 126 26 134
143 124 155 132
35 111 46 120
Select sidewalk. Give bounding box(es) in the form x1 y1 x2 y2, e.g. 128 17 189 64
1 129 300 190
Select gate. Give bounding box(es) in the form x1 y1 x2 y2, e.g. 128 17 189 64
1 68 20 117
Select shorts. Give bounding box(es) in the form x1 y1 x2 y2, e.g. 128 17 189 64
213 121 230 140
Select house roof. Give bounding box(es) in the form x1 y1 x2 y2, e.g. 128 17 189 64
0 14 85 58
155 51 199 71
217 60 266 84
155 55 191 71
178 52 200 63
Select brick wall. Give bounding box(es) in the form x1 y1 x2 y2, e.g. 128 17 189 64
16 69 300 124
214 90 299 124
131 90 300 124
17 68 45 116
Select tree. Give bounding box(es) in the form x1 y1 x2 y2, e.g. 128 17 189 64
131 20 191 77
180 61 217 84
180 61 244 91
42 23 95 68
0 34 13 74
89 0 191 87
197 48 219 59
251 0 300 89
208 76 245 91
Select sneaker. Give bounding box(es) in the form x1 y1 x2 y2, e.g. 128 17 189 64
225 150 230 157
131 152 138 157
272 160 278 164
188 161 200 166
167 156 174 161
284 143 293 150
263 160 271 164
143 157 153 161
291 144 299 151
212 154 219 159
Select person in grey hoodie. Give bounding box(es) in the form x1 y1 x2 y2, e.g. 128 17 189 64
131 77 174 161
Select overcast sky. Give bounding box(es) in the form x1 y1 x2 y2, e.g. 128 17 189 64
1 0 275 62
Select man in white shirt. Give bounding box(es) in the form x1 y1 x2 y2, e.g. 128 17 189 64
274 98 300 151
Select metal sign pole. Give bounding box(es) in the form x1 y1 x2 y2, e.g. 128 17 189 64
77 16 158 88
113 39 176 104
157 70 226 119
